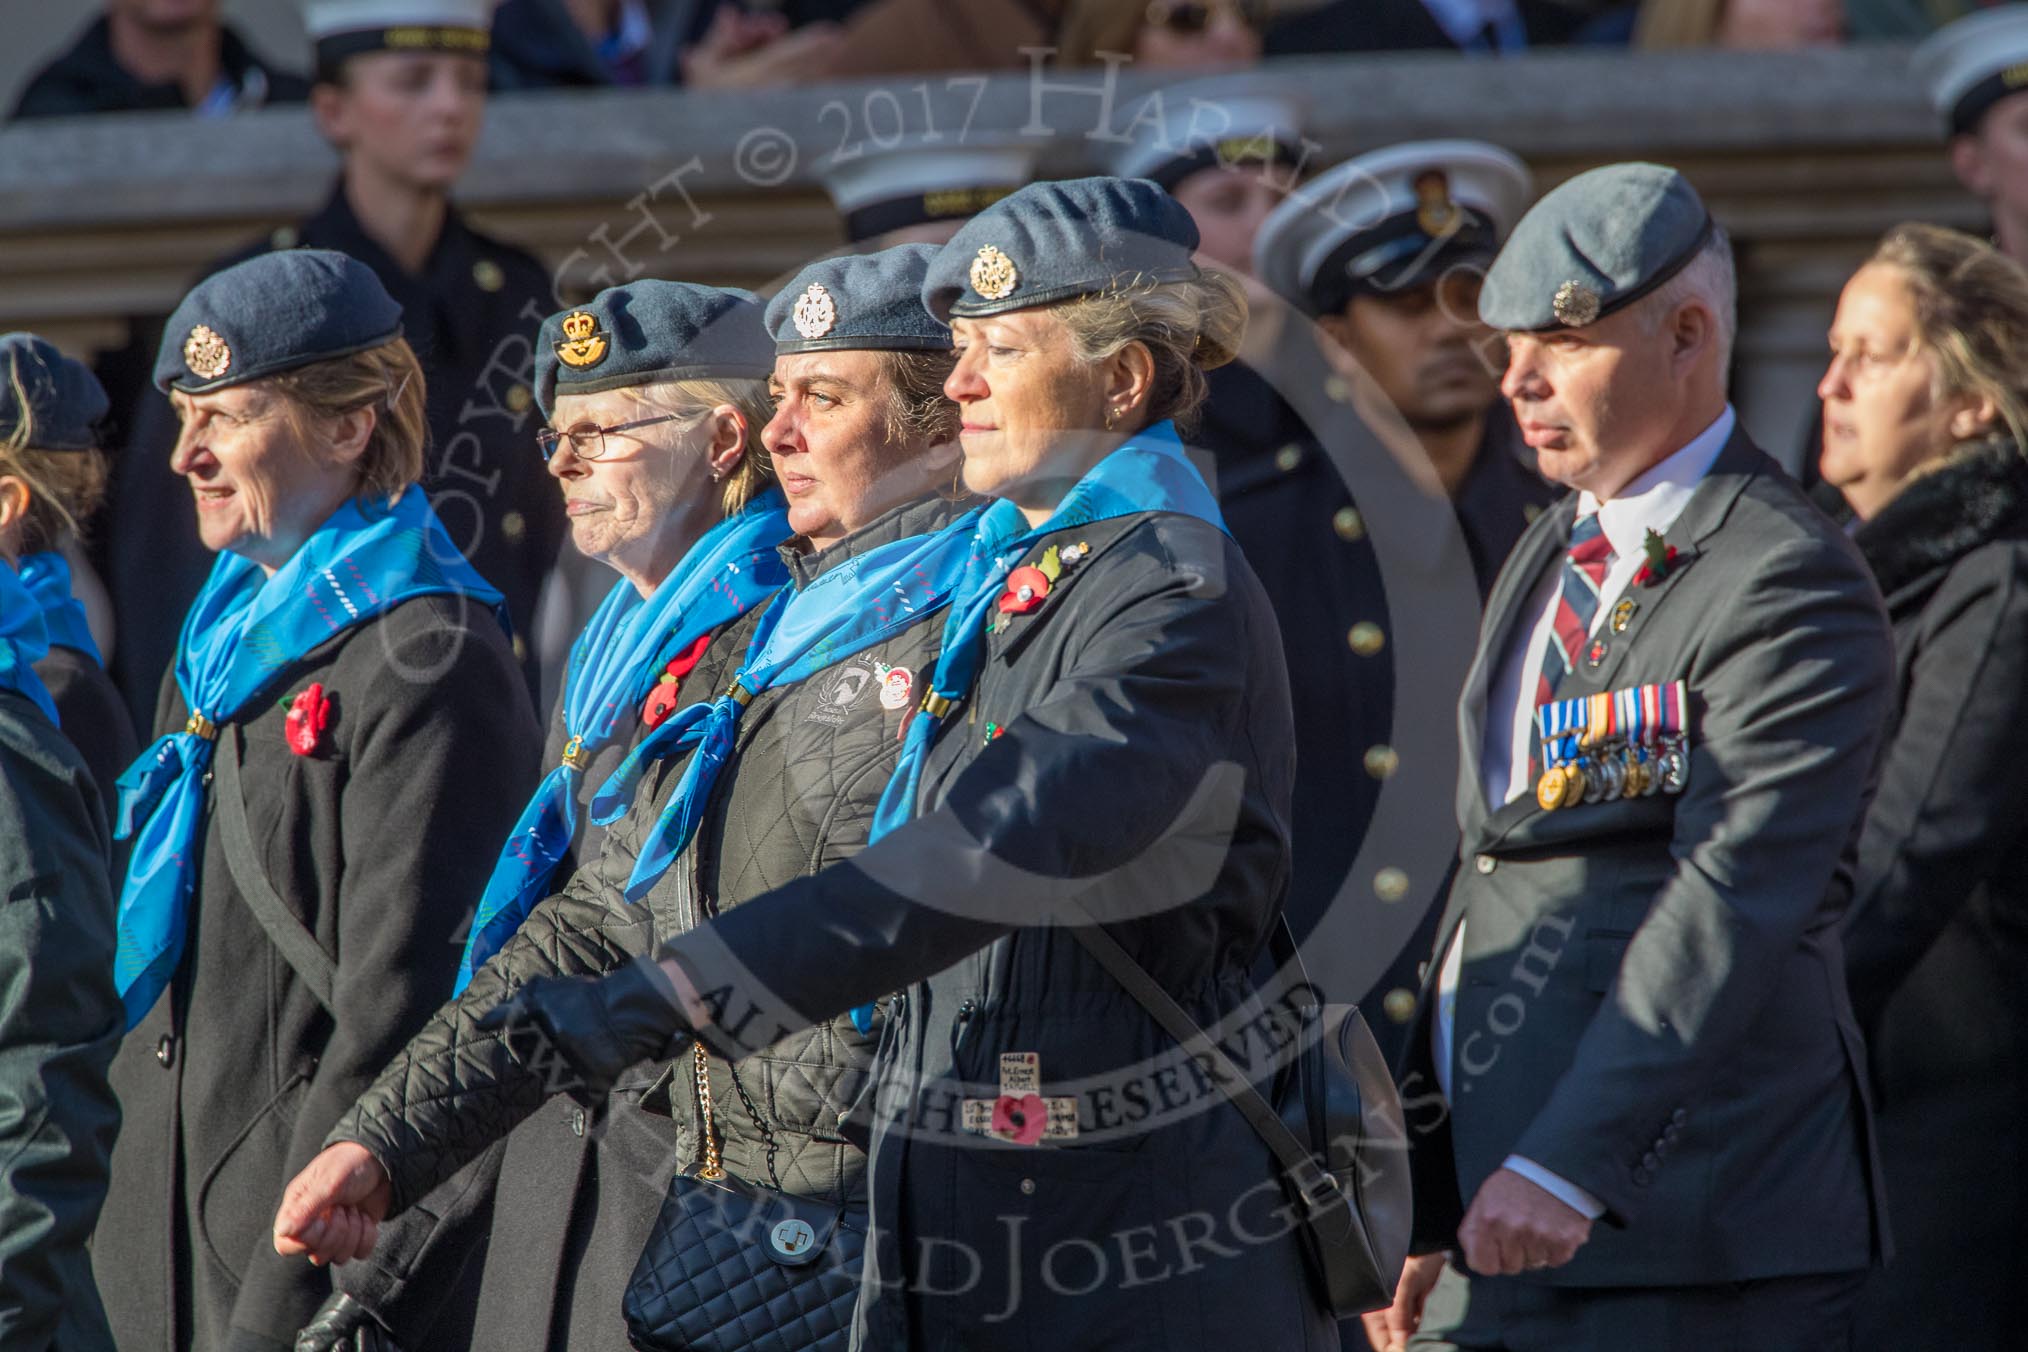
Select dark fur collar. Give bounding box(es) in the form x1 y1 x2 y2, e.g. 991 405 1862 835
1855 436 2028 596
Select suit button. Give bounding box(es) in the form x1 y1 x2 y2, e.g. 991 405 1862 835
1363 744 1398 780
155 1035 176 1068
1347 622 1385 656
1382 989 1417 1024
1373 868 1410 903
1275 444 1303 472
570 1107 587 1137
1333 507 1366 542
1641 1151 1660 1170
1475 855 1496 875
1632 1166 1653 1187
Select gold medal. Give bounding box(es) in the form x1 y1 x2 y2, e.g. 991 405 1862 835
1563 763 1588 807
1622 754 1648 798
1536 764 1569 812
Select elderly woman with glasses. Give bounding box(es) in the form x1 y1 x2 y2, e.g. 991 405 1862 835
285 178 1337 1350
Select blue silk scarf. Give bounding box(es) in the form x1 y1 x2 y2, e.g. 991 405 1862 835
112 486 507 1029
0 561 58 725
455 491 792 993
868 421 1227 841
17 552 101 665
591 504 984 901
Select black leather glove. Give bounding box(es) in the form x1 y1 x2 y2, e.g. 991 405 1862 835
476 957 693 1100
296 1292 399 1352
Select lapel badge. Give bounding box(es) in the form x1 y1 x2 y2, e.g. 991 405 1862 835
1633 527 1680 587
877 663 913 711
1414 169 1460 237
283 682 333 756
554 310 610 368
969 245 1020 301
183 325 232 380
961 1051 1078 1145
1584 637 1609 668
1552 281 1601 327
792 282 837 339
1610 597 1637 633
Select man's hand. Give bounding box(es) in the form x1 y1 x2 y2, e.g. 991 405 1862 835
1457 1166 1592 1275
273 1142 391 1266
1361 1252 1448 1351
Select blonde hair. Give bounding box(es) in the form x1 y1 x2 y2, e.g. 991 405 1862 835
630 377 778 518
874 349 961 449
1 349 108 555
1050 269 1248 435
267 337 428 504
1867 222 2028 453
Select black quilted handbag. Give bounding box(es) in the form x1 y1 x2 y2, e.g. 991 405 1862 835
623 1047 867 1352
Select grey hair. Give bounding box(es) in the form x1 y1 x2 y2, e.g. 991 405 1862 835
1639 226 1737 381
626 377 777 518
1050 270 1249 436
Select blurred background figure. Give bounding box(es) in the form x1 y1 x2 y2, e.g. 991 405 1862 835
0 333 137 818
1608 0 1844 47
1250 139 1547 1057
487 0 848 90
819 133 1038 247
1057 0 1267 67
1264 0 1603 56
1915 5 2028 267
99 0 565 725
1815 223 2028 1352
9 0 308 121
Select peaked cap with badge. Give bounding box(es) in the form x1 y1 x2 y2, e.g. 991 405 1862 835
820 135 1039 245
153 249 403 395
1109 85 1307 190
766 243 951 355
534 282 774 420
1254 139 1531 318
921 176 1202 320
1914 5 2028 136
1477 161 1714 333
306 0 493 83
1 332 109 451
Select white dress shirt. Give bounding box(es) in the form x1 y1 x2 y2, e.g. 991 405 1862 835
1434 405 1736 1220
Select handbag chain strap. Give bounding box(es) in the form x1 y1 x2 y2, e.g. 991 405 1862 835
692 1044 726 1180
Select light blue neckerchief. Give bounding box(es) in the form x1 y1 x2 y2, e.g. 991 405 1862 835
868 421 1227 842
17 551 101 665
454 491 791 993
112 486 507 1029
591 504 984 901
0 560 58 725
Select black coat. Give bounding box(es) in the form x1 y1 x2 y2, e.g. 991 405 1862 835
33 642 140 820
1844 439 2028 1348
9 17 308 120
102 186 565 727
650 502 1333 1350
0 688 123 1352
93 592 539 1352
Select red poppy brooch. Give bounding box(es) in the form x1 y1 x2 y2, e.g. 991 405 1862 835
1632 528 1678 588
284 682 332 756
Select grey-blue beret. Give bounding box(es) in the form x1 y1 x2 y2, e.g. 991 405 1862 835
0 333 108 452
922 176 1201 321
154 249 403 394
535 282 775 419
766 244 950 355
1478 162 1713 333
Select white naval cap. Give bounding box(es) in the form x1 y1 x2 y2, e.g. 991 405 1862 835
1252 139 1532 319
819 135 1039 244
1913 5 2028 135
1106 83 1307 190
305 0 492 80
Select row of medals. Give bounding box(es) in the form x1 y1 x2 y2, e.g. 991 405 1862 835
1537 737 1689 811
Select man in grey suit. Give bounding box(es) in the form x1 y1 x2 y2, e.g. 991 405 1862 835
1366 164 1897 1351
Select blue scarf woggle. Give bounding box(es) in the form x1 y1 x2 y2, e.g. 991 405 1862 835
112 486 507 1030
592 505 984 901
17 552 101 665
0 561 59 725
868 422 1226 842
454 491 792 994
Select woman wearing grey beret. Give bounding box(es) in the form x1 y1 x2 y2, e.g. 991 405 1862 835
92 248 542 1352
284 178 1335 1350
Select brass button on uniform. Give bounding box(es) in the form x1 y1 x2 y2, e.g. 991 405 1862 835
505 384 533 414
473 259 506 292
1382 988 1417 1024
1363 744 1398 780
269 225 299 250
1374 867 1410 903
1347 622 1385 656
1523 503 1544 524
1019 1178 1036 1196
1324 375 1353 404
1332 507 1365 541
155 1034 176 1068
1274 444 1303 473
502 510 526 543
512 634 529 662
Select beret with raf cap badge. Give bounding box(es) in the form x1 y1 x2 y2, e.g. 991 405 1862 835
0 332 109 452
765 244 951 355
921 176 1201 321
534 282 775 421
1477 161 1714 334
153 249 403 395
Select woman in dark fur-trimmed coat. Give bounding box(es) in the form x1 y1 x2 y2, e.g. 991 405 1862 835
1817 224 2028 1351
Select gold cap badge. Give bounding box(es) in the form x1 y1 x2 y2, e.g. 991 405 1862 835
183 325 232 380
554 310 609 368
1552 281 1602 328
792 282 837 339
969 245 1019 302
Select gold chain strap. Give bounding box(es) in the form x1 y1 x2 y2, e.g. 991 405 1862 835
692 1044 725 1180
